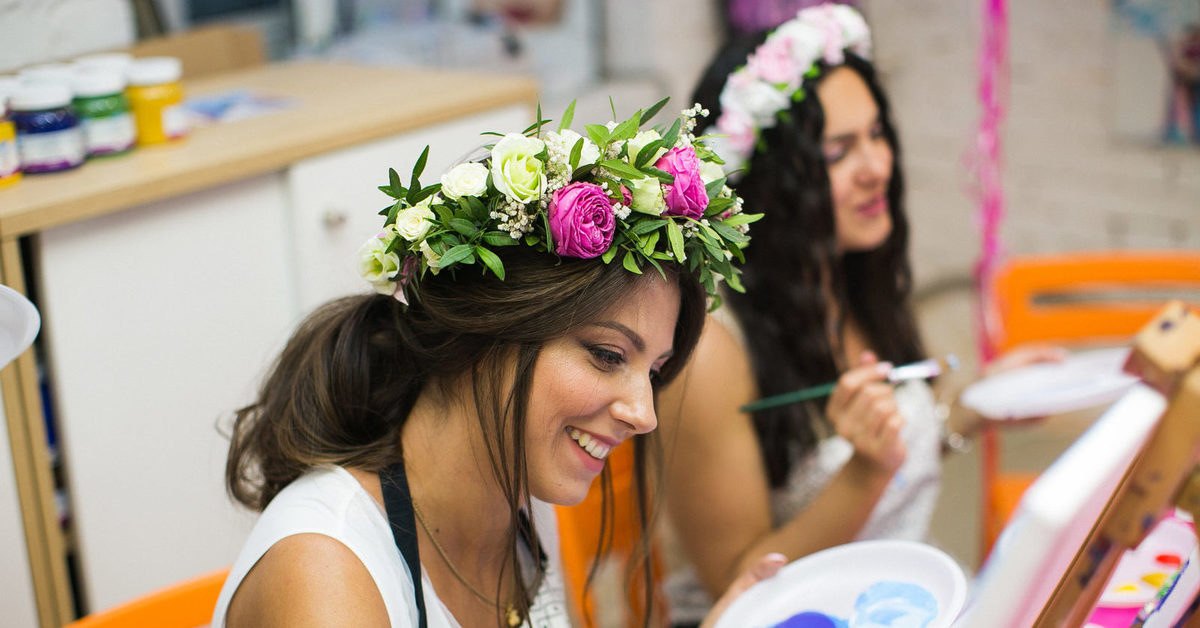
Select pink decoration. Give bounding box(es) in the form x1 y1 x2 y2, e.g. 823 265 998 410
971 0 1009 364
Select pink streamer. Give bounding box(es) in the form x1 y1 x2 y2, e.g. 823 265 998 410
970 0 1009 364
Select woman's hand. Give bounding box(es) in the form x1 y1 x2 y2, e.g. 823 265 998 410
982 344 1068 377
826 351 907 474
699 553 788 628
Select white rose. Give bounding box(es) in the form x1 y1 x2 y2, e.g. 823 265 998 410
831 5 872 56
358 234 401 294
440 162 489 200
721 72 789 129
625 130 666 166
775 20 823 70
394 197 437 241
699 159 725 185
490 133 546 203
418 240 441 274
629 176 667 216
548 129 600 168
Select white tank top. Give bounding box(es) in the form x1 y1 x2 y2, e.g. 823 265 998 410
211 465 572 627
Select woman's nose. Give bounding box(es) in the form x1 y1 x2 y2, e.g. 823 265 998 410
611 379 658 435
856 140 892 184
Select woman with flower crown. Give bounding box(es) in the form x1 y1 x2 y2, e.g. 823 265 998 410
658 6 1064 626
208 102 780 628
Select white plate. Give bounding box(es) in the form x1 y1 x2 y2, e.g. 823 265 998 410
0 284 39 368
960 347 1139 421
713 540 968 628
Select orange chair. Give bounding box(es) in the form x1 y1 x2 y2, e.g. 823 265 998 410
556 441 664 628
979 250 1200 558
64 567 230 628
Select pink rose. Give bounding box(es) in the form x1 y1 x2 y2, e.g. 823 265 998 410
549 182 616 258
746 36 800 88
654 147 709 220
717 109 756 157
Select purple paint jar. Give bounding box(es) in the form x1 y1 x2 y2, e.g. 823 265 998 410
10 83 86 174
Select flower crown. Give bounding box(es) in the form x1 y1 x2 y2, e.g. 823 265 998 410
709 4 872 174
358 100 762 307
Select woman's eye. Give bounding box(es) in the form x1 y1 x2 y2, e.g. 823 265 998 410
589 346 624 368
822 144 846 163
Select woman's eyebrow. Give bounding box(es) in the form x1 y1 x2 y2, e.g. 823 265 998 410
590 321 645 352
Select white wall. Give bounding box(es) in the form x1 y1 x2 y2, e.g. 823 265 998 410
0 0 136 73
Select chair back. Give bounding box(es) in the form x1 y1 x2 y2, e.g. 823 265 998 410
64 567 229 628
979 250 1200 558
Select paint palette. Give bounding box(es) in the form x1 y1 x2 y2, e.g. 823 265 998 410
960 347 1139 421
712 540 968 628
1097 514 1196 609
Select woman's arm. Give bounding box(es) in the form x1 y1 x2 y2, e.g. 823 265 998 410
659 317 905 597
225 533 391 628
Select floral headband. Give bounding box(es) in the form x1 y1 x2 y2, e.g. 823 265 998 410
359 100 761 307
709 4 872 174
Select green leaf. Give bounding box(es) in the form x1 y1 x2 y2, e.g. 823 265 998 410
633 139 664 168
448 218 478 237
644 166 675 185
640 97 669 125
411 146 429 187
711 221 749 243
622 250 643 274
600 159 644 180
601 246 619 264
610 115 640 143
643 254 665 278
482 231 519 246
439 244 475 267
585 124 611 149
386 201 403 226
383 235 403 254
661 118 682 151
558 100 576 132
389 168 403 197
703 197 735 217
525 234 539 246
433 204 455 225
641 230 660 255
479 131 505 137
476 246 505 279
723 212 763 226
704 177 727 199
629 218 667 235
569 138 584 172
379 184 399 199
459 196 489 222
666 219 685 262
410 183 441 205
609 96 617 119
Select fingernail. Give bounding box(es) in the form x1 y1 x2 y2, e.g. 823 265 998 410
766 552 787 562
875 362 893 375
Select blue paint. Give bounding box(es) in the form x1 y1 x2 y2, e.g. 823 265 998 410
770 611 846 628
849 581 938 628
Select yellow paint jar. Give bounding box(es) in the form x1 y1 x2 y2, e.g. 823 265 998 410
0 77 24 187
126 57 188 146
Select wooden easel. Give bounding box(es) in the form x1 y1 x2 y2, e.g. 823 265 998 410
1035 301 1200 626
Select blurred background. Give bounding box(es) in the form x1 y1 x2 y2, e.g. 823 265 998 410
0 1 1197 626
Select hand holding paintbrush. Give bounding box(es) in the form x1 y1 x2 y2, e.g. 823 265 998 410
740 355 960 413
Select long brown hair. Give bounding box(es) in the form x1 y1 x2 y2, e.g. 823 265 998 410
225 246 706 625
694 38 926 487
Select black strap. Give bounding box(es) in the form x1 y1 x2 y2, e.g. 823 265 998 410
380 461 428 628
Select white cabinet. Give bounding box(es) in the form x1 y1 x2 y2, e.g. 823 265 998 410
31 102 531 614
287 103 530 312
38 174 294 612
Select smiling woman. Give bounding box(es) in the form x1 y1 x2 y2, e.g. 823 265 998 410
206 102 769 628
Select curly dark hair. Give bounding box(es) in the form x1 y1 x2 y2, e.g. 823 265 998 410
693 34 926 487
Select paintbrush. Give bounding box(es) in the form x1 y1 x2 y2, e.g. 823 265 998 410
739 355 960 413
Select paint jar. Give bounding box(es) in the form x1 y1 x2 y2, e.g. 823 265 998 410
126 57 187 146
0 77 22 188
18 63 77 88
73 52 134 77
10 83 86 174
72 70 136 157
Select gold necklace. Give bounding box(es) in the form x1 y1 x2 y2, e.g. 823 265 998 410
411 500 523 627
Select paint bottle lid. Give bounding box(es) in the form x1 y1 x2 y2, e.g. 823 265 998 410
73 52 134 75
10 84 73 112
18 63 77 88
0 76 21 108
71 70 125 98
127 57 183 86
